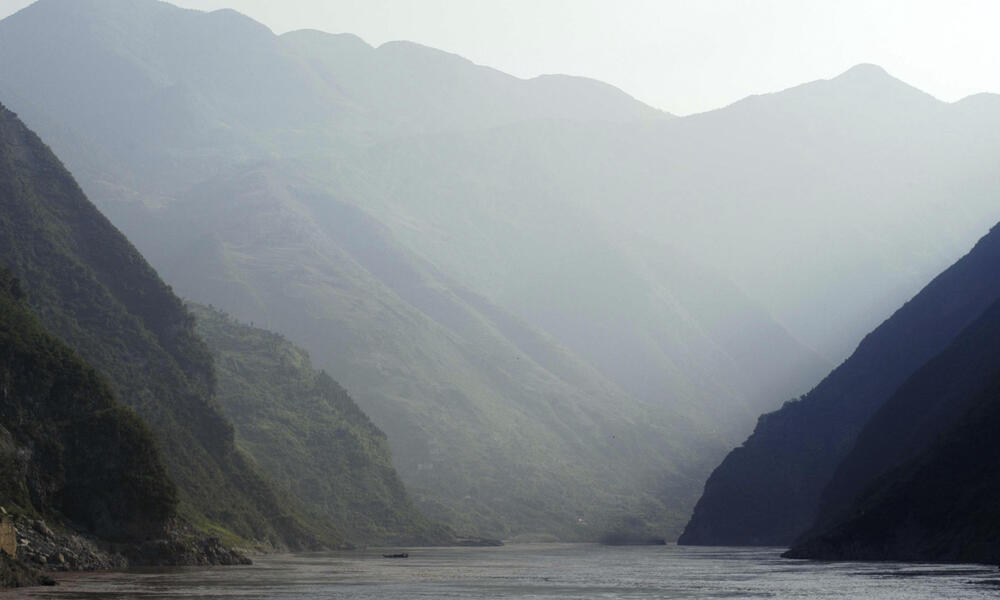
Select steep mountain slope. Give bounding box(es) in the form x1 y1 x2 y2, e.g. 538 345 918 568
785 299 1000 562
787 389 1000 564
326 122 830 421
680 223 1000 546
190 303 450 546
4 0 1000 542
0 0 818 540
0 102 318 549
0 266 176 542
146 165 722 539
811 299 1000 529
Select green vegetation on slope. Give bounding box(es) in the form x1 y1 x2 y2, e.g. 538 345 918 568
0 0 821 536
0 266 176 540
0 102 319 550
157 169 713 541
190 303 451 546
9 0 1000 543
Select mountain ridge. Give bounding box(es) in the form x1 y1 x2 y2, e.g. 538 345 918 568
4 0 1000 544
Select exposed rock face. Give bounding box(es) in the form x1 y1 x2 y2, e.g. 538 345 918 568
127 536 251 567
0 517 15 557
0 553 53 588
13 518 125 572
13 514 252 571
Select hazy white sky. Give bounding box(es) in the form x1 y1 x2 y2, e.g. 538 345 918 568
2 0 998 114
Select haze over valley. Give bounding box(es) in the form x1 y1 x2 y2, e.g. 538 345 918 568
1 0 1000 594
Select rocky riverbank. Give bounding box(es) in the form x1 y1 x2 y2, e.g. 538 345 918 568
0 513 251 588
14 518 126 572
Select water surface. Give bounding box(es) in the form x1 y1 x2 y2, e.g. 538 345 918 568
7 544 999 599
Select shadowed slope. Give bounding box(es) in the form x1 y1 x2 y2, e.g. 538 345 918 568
680 223 1000 546
786 296 1000 562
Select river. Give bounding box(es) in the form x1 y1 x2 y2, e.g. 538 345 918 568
6 544 1000 599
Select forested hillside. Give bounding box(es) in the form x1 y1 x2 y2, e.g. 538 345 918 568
0 102 317 549
0 266 176 542
4 0 1000 541
191 303 451 546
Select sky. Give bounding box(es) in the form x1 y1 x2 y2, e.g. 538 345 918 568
1 0 998 115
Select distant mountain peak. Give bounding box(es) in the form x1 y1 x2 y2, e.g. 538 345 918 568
836 63 891 80
282 29 374 52
826 62 934 100
953 92 1000 111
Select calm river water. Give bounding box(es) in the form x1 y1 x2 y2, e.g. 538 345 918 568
6 544 1000 599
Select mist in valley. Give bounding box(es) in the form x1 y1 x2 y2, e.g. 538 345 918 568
1 3 1000 593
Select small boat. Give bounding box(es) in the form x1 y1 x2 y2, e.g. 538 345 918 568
382 552 409 558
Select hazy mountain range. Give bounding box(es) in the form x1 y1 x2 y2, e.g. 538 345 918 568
0 95 452 566
2 0 1000 543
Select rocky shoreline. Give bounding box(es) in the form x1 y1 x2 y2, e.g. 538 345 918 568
0 514 251 588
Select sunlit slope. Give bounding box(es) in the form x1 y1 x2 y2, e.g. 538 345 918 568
323 123 830 424
4 0 1000 542
0 0 782 539
150 165 724 538
191 303 452 546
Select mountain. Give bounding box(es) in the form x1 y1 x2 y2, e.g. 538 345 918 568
4 0 1000 542
810 294 1000 528
325 122 829 423
0 0 666 196
302 61 1000 421
0 0 823 540
679 222 1000 546
0 266 176 542
785 298 1000 563
0 101 320 550
280 29 669 134
190 303 450 546
419 63 1000 364
144 164 724 540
